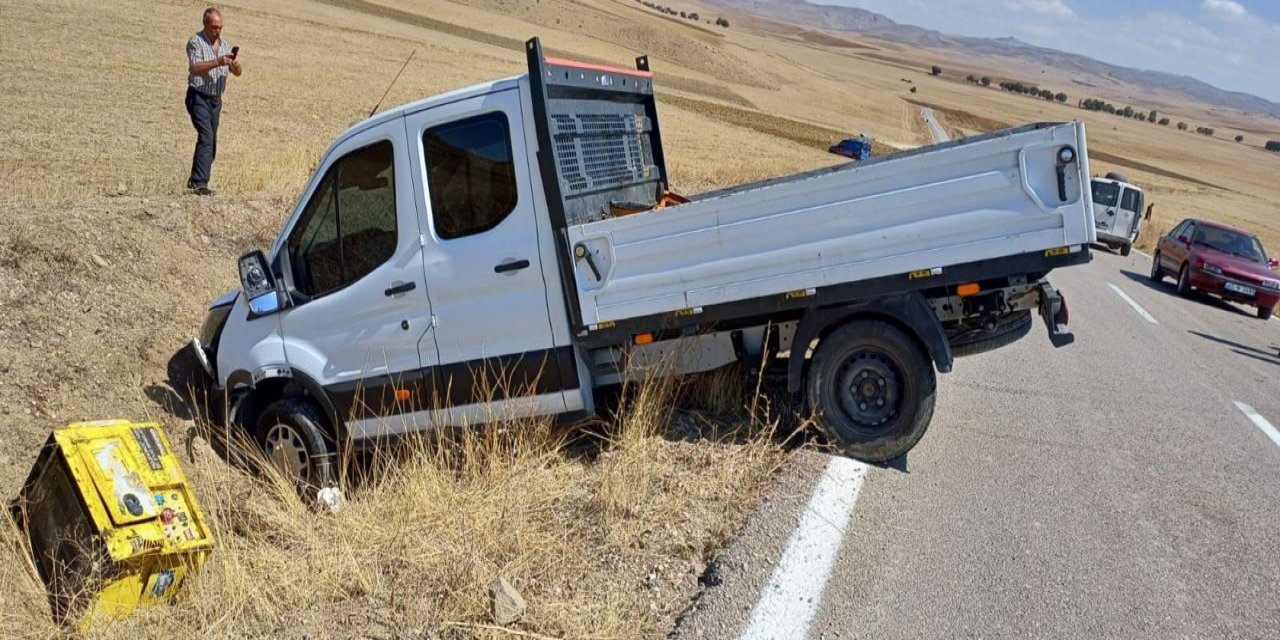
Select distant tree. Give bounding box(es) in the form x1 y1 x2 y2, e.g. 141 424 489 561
1159 117 1170 126
1148 110 1158 123
1121 106 1135 118
1267 140 1280 152
1177 121 1188 130
688 12 698 20
966 74 976 83
715 16 729 27
1235 134 1245 143
981 76 991 87
910 86 918 94
1104 104 1116 114
1055 92 1068 103
931 65 942 76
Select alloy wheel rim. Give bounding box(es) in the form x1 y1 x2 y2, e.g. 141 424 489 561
264 423 310 483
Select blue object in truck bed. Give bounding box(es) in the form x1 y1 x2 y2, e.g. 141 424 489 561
829 136 873 161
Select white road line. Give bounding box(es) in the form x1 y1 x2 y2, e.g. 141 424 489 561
741 456 868 640
1234 402 1280 449
1107 283 1159 324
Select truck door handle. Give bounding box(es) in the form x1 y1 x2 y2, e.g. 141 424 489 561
384 281 416 297
494 259 530 274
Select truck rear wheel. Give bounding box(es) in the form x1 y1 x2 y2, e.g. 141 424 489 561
807 320 936 462
256 396 336 493
1120 243 1132 257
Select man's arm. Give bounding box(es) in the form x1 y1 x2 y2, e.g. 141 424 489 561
190 56 229 74
229 57 242 76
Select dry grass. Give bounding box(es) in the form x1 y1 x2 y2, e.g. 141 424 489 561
1 373 784 638
5 0 1280 635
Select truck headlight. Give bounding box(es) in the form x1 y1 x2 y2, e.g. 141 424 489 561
1263 279 1280 290
1202 263 1223 275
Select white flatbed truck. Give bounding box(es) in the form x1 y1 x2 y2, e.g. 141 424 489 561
193 39 1095 487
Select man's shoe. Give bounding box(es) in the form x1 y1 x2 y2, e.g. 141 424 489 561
193 187 216 196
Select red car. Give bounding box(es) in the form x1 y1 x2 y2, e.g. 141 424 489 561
1151 218 1280 319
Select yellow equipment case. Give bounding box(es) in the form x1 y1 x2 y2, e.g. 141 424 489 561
12 420 214 627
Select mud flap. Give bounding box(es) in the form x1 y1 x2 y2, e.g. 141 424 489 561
1038 282 1074 348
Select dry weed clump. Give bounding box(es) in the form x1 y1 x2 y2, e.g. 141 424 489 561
0 372 784 639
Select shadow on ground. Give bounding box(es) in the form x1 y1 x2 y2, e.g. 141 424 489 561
1188 330 1280 368
1119 270 1256 319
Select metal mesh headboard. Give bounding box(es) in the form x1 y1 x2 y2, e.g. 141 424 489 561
551 110 655 199
526 37 670 331
528 40 667 226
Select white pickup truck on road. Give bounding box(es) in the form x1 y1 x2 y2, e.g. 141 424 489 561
193 39 1095 488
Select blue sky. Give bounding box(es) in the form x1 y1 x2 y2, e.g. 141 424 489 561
820 0 1280 103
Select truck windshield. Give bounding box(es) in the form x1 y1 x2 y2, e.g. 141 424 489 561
1193 227 1268 263
1091 181 1120 207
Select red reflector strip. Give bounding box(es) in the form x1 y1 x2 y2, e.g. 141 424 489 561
544 57 654 79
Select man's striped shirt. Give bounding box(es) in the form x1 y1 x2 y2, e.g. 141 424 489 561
187 31 233 97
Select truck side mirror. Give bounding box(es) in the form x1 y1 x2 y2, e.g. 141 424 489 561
1270 258 1279 269
1177 235 1190 246
239 250 282 317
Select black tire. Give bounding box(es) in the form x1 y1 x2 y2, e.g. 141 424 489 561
806 320 936 462
950 311 1034 358
1176 263 1192 297
255 396 336 492
1120 243 1132 257
1259 306 1274 321
1150 252 1164 282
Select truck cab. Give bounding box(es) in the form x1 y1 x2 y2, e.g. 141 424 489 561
1090 173 1145 256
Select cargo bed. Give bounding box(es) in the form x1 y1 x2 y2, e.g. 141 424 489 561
563 123 1095 326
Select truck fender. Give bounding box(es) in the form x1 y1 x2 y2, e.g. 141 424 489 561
222 368 347 444
786 292 954 394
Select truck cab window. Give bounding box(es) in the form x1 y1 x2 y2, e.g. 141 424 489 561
287 140 397 298
1091 181 1119 207
424 112 517 240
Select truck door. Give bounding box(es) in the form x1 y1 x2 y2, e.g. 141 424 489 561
274 118 442 438
1090 179 1121 236
1119 187 1142 239
404 88 569 423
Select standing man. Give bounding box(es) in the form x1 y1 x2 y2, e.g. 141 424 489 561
185 7 242 196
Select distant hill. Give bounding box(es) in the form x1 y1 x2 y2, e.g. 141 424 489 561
706 0 1280 118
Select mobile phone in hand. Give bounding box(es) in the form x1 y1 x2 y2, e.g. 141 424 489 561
230 46 239 60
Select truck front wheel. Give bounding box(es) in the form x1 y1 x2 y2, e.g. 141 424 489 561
256 396 336 493
807 320 936 462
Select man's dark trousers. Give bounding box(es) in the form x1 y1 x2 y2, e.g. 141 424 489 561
185 87 222 190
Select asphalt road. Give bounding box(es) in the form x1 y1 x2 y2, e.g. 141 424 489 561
921 107 950 143
678 248 1280 638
